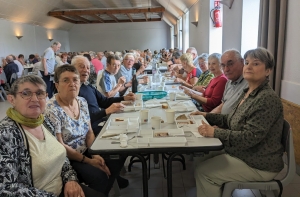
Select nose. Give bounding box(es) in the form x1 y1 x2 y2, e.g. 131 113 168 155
31 93 39 101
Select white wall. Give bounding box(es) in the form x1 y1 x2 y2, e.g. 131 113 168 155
222 0 243 52
281 0 300 105
68 21 170 52
189 0 210 54
0 19 70 59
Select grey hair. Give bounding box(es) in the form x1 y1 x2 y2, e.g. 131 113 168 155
89 51 96 58
208 53 222 63
243 47 275 70
71 55 90 67
52 41 61 46
222 49 243 61
123 53 135 60
198 53 209 62
9 75 46 96
186 47 198 55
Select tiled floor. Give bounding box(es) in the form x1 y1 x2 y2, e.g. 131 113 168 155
1 100 300 197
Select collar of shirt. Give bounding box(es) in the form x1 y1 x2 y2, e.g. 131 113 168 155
243 78 269 97
231 75 244 85
81 81 89 86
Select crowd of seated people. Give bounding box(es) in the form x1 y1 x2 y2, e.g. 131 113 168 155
0 46 288 197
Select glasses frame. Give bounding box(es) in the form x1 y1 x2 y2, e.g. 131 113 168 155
17 90 47 100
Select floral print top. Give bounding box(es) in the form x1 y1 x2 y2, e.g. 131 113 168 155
45 95 90 154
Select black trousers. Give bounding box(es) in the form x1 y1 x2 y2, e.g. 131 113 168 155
70 151 126 196
59 183 106 197
40 71 54 99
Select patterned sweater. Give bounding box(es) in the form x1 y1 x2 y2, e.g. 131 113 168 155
206 79 284 172
0 116 78 197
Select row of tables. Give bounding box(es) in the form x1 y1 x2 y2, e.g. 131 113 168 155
89 84 223 197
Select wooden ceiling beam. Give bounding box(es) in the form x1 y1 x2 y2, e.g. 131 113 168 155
74 18 161 24
144 13 148 21
91 14 104 23
54 16 76 23
74 15 90 23
126 13 133 22
48 7 165 16
107 14 118 22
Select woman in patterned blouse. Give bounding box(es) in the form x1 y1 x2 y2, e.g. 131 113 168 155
191 47 284 197
44 65 125 196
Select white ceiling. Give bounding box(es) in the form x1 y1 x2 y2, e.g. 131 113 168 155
0 0 199 30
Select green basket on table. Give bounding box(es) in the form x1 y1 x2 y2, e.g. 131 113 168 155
136 91 167 101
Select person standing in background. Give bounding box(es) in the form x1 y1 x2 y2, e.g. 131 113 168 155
41 41 61 99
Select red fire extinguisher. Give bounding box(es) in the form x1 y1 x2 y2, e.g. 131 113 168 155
210 1 222 27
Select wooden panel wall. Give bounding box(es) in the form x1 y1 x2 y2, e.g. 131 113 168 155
282 99 300 166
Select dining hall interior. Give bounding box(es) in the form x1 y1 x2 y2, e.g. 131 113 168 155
1 0 300 196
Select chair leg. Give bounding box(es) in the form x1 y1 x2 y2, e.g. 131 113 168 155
112 180 121 197
162 154 167 179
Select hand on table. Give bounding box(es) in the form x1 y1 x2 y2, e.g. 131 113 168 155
124 92 136 101
193 85 205 93
198 120 214 137
64 181 85 197
190 111 207 117
174 77 184 83
105 103 125 114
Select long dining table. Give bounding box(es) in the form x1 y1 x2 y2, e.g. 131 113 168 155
89 84 223 197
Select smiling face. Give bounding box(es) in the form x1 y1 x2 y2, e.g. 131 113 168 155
208 57 222 75
7 82 47 119
243 57 271 84
74 57 90 83
123 54 135 68
55 71 80 99
107 59 121 75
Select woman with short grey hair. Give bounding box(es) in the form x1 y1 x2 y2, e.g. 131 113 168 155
192 47 284 197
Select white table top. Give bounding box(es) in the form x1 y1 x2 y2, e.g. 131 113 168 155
90 103 223 155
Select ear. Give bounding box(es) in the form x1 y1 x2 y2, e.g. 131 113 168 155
265 68 271 77
7 95 15 106
55 83 59 92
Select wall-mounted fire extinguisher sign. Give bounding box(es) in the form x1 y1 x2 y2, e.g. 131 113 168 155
210 1 222 27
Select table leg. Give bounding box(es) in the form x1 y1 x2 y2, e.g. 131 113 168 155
167 152 184 197
132 154 148 197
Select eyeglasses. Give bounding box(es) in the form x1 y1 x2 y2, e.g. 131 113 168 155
124 59 134 62
59 78 80 84
18 90 47 100
221 60 236 69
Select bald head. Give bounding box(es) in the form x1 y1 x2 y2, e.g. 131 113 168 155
6 55 14 63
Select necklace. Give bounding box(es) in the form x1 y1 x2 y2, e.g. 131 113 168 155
57 95 79 119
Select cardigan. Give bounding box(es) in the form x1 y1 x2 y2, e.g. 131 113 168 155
0 116 78 196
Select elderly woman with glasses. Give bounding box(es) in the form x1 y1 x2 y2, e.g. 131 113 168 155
0 75 104 197
192 47 284 197
174 53 202 86
184 53 227 112
44 65 125 196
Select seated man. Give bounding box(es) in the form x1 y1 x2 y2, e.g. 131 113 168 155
97 55 126 97
28 54 39 64
72 55 135 136
115 53 145 86
3 55 19 85
210 49 248 114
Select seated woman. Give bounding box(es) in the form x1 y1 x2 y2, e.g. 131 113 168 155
44 65 126 196
192 53 214 90
192 47 284 197
0 75 104 197
175 53 201 86
184 53 227 112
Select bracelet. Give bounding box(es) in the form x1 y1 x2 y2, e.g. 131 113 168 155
81 155 86 163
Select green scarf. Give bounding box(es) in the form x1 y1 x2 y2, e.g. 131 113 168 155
6 107 44 128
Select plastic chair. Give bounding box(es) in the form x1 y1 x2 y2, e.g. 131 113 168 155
10 72 18 86
222 120 296 197
96 70 104 92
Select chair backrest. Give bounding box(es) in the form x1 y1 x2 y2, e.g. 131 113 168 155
96 70 104 92
10 73 18 85
281 120 296 186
